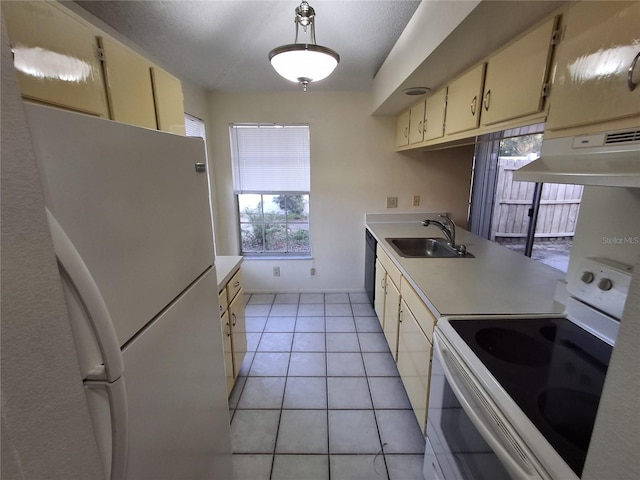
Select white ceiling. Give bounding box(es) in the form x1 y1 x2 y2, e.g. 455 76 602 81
74 0 421 94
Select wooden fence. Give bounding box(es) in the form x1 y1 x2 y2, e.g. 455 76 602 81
491 157 583 241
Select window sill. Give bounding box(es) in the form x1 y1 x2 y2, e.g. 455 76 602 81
242 254 313 261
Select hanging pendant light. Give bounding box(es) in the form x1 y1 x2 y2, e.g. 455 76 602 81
268 1 340 91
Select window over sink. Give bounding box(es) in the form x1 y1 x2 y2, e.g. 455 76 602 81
229 124 311 256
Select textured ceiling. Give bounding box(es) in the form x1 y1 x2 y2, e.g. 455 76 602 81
75 0 421 93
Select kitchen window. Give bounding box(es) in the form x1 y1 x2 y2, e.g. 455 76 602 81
229 124 311 256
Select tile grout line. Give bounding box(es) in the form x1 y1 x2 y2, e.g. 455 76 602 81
355 305 392 480
266 293 280 480
324 308 331 480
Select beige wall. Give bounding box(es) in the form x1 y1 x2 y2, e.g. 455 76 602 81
206 91 473 292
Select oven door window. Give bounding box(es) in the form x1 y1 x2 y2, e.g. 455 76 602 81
426 341 512 480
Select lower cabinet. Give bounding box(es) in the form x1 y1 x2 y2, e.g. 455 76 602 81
218 268 246 395
375 247 402 360
220 310 234 394
374 258 386 328
397 298 433 435
383 278 400 361
229 290 247 378
374 244 437 434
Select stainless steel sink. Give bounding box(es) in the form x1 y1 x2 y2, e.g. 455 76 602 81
385 237 474 258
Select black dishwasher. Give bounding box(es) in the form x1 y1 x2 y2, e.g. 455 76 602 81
365 230 376 307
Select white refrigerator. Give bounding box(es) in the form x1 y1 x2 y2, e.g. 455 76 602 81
25 103 232 480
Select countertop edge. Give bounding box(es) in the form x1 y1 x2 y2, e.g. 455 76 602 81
216 256 243 292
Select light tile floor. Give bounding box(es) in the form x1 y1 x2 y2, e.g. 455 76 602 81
230 292 426 480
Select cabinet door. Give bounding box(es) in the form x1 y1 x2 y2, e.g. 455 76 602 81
397 299 432 435
220 311 234 394
445 63 486 135
396 110 411 147
383 278 400 360
409 100 426 144
151 66 186 135
424 87 447 141
374 259 386 328
546 2 640 130
2 1 109 117
99 37 157 129
481 17 557 126
229 290 247 378
218 288 228 316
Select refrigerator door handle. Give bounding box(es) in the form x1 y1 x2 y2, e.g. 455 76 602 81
85 377 129 480
46 208 124 381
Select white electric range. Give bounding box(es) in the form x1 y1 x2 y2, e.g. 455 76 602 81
424 257 633 480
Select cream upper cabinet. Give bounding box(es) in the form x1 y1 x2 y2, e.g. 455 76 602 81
480 17 558 127
2 1 109 117
408 100 426 144
424 87 447 141
151 67 186 135
99 37 157 130
445 63 486 135
545 1 640 131
396 109 411 147
397 298 432 434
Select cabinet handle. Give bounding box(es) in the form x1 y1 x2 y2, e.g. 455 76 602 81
195 163 206 173
470 96 477 116
231 312 237 327
234 281 240 288
418 120 423 134
225 322 231 337
404 127 408 139
483 90 491 111
628 51 640 92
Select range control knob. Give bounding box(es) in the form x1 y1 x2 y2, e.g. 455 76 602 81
581 271 595 284
598 278 614 291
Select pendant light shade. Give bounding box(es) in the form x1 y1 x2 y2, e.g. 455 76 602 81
269 1 340 91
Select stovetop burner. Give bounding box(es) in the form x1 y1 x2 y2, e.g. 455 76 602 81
475 327 551 366
450 317 613 477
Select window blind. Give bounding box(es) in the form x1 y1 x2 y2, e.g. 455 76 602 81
185 114 206 139
230 124 310 192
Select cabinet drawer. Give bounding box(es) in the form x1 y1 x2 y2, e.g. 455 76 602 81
226 269 243 303
400 277 436 343
377 247 401 288
218 288 228 315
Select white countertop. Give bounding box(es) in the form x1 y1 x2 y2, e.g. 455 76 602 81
366 219 566 317
216 255 243 292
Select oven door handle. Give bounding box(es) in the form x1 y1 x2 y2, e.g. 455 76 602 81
435 339 543 480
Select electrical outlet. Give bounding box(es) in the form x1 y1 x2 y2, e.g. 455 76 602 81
413 195 420 206
310 267 316 276
273 267 280 277
386 196 398 208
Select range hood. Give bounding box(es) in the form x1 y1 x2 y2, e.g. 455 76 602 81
514 129 640 188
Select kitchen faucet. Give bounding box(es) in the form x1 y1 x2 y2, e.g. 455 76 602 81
422 214 461 251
